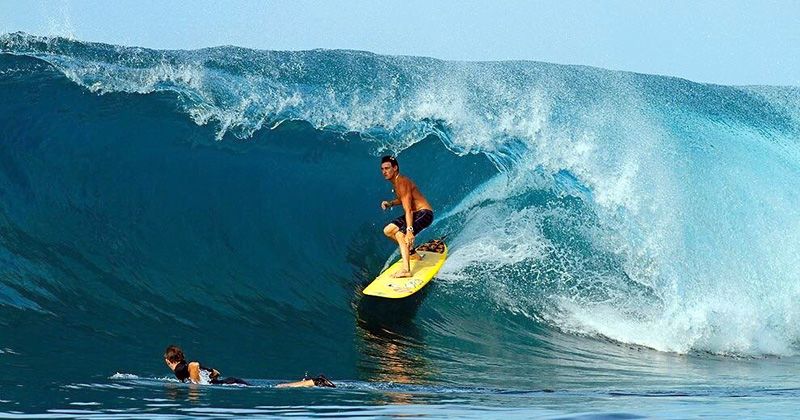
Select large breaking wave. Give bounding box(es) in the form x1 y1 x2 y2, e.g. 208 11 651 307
2 33 800 384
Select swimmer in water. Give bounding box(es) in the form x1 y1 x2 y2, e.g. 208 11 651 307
163 345 335 388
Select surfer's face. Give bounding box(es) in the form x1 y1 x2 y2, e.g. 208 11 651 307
381 162 397 180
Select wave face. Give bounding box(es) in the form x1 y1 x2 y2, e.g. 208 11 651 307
2 33 800 387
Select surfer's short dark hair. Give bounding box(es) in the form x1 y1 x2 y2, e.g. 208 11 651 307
164 345 185 363
381 155 399 169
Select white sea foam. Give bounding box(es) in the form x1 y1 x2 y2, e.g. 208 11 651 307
108 372 139 380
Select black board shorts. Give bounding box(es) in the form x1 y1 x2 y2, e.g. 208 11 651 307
389 209 433 234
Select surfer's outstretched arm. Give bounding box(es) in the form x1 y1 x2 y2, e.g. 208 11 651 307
381 198 400 209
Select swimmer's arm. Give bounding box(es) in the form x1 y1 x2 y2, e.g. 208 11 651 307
275 379 315 388
198 363 221 379
187 362 201 383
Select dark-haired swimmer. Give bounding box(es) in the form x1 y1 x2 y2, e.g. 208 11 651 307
163 345 335 388
379 155 434 278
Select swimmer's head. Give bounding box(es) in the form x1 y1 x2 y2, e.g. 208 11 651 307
164 345 185 364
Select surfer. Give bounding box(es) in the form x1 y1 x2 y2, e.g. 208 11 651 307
163 345 335 387
380 155 434 278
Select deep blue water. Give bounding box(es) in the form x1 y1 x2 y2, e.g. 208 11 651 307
1 32 800 418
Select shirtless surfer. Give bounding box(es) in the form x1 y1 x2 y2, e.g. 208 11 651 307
163 345 334 388
380 156 434 278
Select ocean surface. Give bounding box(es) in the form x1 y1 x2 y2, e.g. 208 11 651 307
1 32 800 418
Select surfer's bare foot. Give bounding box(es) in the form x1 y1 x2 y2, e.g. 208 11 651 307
409 252 421 261
393 270 413 278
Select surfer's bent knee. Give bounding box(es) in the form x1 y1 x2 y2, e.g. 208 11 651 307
383 223 400 237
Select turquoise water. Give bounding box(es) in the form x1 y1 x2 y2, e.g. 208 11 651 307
1 33 800 418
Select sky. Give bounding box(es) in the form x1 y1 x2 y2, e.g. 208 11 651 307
1 0 798 86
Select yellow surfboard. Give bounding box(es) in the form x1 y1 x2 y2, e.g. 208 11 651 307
363 239 447 299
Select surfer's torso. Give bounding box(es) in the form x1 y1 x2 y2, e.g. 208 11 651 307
393 175 432 212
